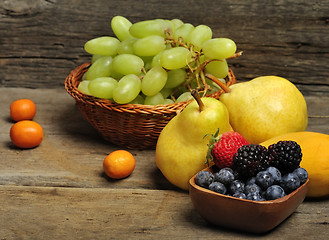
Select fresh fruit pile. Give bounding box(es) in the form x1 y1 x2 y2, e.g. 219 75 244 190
195 140 308 201
219 76 308 144
78 16 240 105
261 131 329 198
9 99 44 149
155 91 232 190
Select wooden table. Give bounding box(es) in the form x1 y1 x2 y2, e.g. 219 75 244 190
1 0 328 239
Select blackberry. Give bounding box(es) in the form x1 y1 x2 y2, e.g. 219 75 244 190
268 141 302 174
232 144 270 180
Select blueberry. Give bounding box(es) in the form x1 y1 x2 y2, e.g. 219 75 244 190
246 192 265 201
256 171 275 189
209 182 227 194
195 171 214 188
229 180 245 194
280 173 301 193
214 168 235 185
233 192 247 199
266 166 282 183
265 185 286 200
246 176 257 185
222 167 234 174
293 167 308 184
244 183 262 195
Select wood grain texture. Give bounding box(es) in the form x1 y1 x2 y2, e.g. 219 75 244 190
0 88 328 191
1 1 329 238
1 0 328 94
0 88 328 240
1 185 329 240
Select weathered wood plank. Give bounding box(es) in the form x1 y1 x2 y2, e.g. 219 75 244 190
0 0 328 89
1 186 328 240
0 88 328 190
1 1 329 238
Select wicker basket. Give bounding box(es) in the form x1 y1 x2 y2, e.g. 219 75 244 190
64 62 236 150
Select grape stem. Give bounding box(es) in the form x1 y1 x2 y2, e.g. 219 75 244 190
205 73 231 93
164 30 240 97
191 89 205 112
227 51 243 59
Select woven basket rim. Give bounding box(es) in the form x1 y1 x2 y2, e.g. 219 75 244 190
64 62 236 115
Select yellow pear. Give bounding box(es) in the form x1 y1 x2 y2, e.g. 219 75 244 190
155 91 232 190
219 76 308 144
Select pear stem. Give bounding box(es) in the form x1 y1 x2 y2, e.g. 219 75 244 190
191 89 205 112
205 73 231 93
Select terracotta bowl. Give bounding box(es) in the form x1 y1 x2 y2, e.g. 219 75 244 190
189 167 309 233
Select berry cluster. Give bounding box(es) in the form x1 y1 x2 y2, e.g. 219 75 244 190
232 141 302 180
196 140 307 201
195 166 308 201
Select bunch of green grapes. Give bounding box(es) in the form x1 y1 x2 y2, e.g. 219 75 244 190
78 16 240 105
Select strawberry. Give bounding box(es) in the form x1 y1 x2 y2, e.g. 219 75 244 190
206 130 249 169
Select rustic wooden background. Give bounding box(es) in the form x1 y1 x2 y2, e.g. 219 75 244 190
1 0 328 95
1 1 329 239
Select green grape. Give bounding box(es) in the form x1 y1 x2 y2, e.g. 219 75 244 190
202 38 237 59
163 98 174 104
77 80 91 95
91 54 103 64
84 36 120 56
85 56 112 80
189 78 198 90
141 66 167 96
111 16 133 41
82 73 87 81
111 54 144 75
205 59 229 78
88 77 118 99
186 25 212 50
166 20 176 34
165 43 173 49
166 19 183 34
142 56 153 71
165 68 186 88
113 74 141 104
133 35 165 56
173 23 194 42
151 51 163 68
144 92 165 105
109 68 124 80
175 91 192 103
129 19 171 38
161 47 192 70
171 19 184 31
117 38 137 54
160 87 172 98
129 94 144 104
